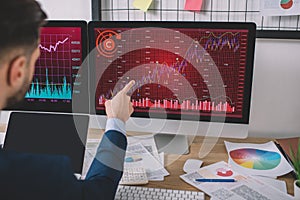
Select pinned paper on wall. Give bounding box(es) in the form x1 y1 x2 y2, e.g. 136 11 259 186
133 0 153 12
260 0 300 16
184 0 203 11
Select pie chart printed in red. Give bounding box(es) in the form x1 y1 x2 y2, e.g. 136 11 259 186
281 0 293 9
216 168 233 177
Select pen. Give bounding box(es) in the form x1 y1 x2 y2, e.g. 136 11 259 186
195 178 236 182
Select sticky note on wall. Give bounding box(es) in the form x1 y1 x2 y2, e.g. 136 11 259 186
133 0 153 12
184 0 203 11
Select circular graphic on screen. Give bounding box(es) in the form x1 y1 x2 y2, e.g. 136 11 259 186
96 30 120 58
230 148 281 170
280 0 293 9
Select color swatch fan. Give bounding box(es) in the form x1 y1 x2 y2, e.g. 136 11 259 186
225 141 293 177
229 148 281 170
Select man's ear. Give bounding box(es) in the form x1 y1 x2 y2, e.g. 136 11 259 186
7 55 27 87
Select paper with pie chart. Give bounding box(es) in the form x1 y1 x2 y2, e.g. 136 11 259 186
260 0 300 16
225 141 293 177
180 161 293 200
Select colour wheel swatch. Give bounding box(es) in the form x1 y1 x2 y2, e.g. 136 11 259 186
229 148 281 170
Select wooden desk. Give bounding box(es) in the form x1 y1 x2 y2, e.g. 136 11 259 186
0 124 6 132
1 124 295 199
88 128 295 199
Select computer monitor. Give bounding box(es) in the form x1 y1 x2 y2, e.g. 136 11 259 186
5 21 89 113
88 21 256 154
250 30 300 138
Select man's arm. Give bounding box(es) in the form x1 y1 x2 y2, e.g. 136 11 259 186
85 119 127 183
82 80 135 199
82 130 127 200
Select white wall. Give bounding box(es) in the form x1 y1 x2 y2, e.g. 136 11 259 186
37 0 91 21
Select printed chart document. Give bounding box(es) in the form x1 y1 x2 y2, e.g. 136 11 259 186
180 161 293 200
148 153 165 181
260 0 300 16
126 143 169 180
254 176 287 194
127 135 159 159
224 141 293 177
82 139 101 178
82 135 169 181
127 135 168 180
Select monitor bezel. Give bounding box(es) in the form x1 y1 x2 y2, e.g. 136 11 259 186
256 30 300 39
5 20 89 113
88 21 256 124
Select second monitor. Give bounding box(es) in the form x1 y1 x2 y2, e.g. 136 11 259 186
88 22 256 146
6 21 89 113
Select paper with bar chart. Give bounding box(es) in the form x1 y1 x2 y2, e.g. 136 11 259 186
224 141 294 177
25 27 82 104
94 28 249 119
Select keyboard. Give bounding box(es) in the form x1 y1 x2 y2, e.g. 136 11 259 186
115 185 204 200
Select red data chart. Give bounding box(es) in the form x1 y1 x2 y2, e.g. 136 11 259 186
26 27 82 102
94 28 248 119
37 32 72 89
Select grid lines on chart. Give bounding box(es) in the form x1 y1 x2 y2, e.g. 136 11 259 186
35 33 72 87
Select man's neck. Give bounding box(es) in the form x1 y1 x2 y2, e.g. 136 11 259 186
0 87 8 109
0 100 4 110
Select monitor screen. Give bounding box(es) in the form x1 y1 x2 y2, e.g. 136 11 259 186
89 22 256 124
6 21 88 113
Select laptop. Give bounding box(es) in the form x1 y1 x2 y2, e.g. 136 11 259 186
3 112 89 174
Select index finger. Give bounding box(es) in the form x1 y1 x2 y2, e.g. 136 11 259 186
121 80 135 95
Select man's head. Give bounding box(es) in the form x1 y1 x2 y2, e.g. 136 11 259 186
0 0 47 109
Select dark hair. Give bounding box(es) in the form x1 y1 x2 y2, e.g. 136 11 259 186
0 0 47 58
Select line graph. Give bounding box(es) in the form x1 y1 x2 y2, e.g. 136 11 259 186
97 31 243 98
39 37 69 53
20 26 83 113
27 31 73 100
98 32 241 99
199 32 240 52
95 28 248 118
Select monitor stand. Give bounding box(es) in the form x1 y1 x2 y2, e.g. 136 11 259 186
154 133 189 155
